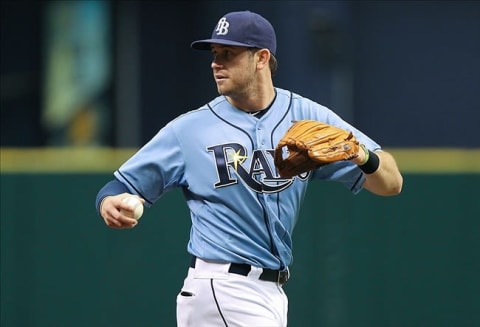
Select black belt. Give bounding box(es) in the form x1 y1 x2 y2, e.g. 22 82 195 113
190 256 289 286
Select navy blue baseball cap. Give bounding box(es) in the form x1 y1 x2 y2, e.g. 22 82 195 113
191 11 277 55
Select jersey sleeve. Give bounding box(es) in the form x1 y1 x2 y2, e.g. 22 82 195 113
323 108 381 152
114 123 186 206
311 161 365 194
292 95 380 194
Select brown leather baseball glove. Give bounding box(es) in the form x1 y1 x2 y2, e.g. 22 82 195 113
274 120 360 178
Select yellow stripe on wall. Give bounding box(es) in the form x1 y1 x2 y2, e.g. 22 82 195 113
389 148 480 173
1 147 479 173
0 148 137 173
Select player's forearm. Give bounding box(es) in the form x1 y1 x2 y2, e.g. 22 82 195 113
362 151 403 196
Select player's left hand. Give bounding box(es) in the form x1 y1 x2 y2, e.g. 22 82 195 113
274 120 360 178
99 193 144 229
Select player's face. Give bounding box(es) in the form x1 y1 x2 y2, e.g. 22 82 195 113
210 45 257 98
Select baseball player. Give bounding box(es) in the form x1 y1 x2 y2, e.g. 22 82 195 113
96 10 403 327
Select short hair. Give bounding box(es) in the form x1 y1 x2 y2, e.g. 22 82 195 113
269 54 278 76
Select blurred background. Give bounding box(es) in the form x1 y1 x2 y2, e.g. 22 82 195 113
1 1 479 327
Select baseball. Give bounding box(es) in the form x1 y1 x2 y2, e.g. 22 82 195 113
121 196 144 220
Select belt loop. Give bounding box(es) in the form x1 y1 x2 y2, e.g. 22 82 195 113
190 256 196 268
278 267 290 286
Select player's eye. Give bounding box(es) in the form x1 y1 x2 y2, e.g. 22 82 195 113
212 51 230 62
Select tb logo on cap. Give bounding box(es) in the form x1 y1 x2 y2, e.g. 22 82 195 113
215 17 229 35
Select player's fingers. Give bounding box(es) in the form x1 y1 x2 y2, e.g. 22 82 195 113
100 194 139 229
115 208 138 223
112 211 138 227
104 212 123 228
103 207 137 228
105 216 137 229
108 222 137 230
117 217 138 227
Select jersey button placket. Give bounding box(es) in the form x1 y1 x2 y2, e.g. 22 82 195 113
256 124 263 148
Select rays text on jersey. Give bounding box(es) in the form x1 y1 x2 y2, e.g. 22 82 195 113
207 143 297 193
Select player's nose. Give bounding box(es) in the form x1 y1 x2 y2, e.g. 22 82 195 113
211 61 219 69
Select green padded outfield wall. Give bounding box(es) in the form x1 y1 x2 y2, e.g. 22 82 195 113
1 149 479 327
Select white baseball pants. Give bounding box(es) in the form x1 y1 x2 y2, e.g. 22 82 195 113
176 258 288 326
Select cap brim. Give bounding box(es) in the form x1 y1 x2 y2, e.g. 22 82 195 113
191 38 255 50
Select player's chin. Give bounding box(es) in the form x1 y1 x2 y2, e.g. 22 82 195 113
216 85 225 94
216 81 230 94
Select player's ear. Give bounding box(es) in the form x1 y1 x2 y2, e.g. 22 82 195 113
255 49 271 69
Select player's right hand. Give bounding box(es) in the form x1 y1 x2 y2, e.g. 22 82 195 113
99 193 143 229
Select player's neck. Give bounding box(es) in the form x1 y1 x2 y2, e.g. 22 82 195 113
227 86 276 113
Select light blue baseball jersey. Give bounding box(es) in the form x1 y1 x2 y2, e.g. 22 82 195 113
114 87 380 270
